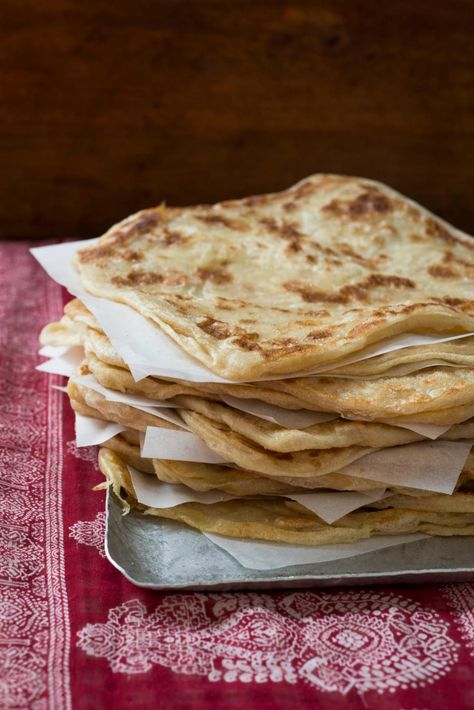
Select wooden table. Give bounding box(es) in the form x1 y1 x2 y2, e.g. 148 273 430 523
1 0 473 239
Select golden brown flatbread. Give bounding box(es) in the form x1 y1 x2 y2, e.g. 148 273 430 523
76 175 474 380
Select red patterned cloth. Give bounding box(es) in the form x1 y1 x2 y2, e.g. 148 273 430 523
1 241 473 709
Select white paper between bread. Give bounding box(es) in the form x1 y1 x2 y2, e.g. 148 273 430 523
39 344 72 358
141 429 471 494
203 531 427 570
128 466 388 523
62 365 347 443
75 372 337 432
141 427 228 464
75 412 126 447
339 440 473 494
288 488 389 524
73 373 187 430
385 420 453 439
220 396 337 427
31 240 474 384
128 466 235 506
36 346 84 377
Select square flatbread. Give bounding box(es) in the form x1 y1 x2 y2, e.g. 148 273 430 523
75 174 474 380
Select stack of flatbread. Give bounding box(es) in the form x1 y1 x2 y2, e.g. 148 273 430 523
39 174 474 549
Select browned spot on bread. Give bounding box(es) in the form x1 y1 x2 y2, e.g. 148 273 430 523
283 201 297 212
196 214 247 231
197 318 233 339
215 297 250 311
168 293 192 302
306 329 333 340
120 249 144 263
442 250 474 276
425 218 474 251
283 282 346 304
306 254 318 264
78 210 167 264
259 343 313 360
272 451 294 461
440 297 471 307
162 271 188 287
268 338 298 347
322 188 392 219
196 267 233 285
260 217 303 245
162 229 187 246
293 180 317 199
111 269 187 288
126 210 162 236
232 333 261 350
240 318 257 324
111 270 164 287
259 217 278 231
232 340 261 351
365 274 416 289
243 195 270 207
428 264 460 279
406 205 422 222
303 309 331 317
284 274 415 305
337 242 380 269
281 222 302 239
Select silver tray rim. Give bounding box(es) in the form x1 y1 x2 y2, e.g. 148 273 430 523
105 491 474 591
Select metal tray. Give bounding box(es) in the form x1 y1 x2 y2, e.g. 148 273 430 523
105 492 474 590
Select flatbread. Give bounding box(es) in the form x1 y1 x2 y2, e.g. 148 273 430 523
83 350 474 426
264 367 474 421
101 432 155 474
100 431 474 496
321 337 474 377
40 315 84 346
44 299 474 378
68 379 181 432
177 395 474 451
373 491 474 513
73 371 474 452
98 449 474 545
42 304 474 425
100 433 404 493
76 175 474 380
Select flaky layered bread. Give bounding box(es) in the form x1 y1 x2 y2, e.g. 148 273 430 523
43 298 474 379
42 303 474 424
75 175 474 380
83 349 474 425
98 448 474 545
176 395 474 451
100 433 401 493
99 433 474 497
68 378 182 432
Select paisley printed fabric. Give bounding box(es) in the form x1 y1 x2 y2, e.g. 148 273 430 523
0 242 473 709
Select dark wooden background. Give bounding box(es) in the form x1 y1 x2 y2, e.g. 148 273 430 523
1 0 473 240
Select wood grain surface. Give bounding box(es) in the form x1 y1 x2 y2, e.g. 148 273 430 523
1 0 473 240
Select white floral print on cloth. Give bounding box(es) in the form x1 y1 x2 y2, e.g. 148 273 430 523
77 590 458 695
0 247 70 710
442 583 474 655
69 513 106 558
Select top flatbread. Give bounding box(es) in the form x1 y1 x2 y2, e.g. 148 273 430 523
75 175 474 380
